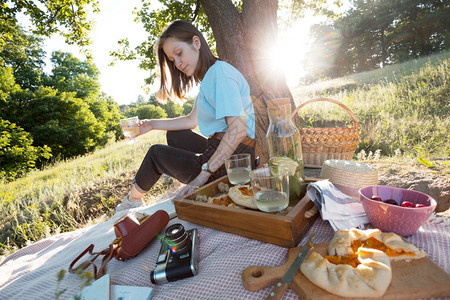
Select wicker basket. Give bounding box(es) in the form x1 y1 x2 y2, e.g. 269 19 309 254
291 98 360 168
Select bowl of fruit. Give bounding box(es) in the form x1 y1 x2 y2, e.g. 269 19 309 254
359 185 437 236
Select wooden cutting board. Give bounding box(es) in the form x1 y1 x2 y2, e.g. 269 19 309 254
242 243 450 299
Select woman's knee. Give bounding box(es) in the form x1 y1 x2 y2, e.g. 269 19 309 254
147 144 165 158
140 144 165 167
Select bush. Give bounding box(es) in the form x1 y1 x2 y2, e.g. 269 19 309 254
126 104 167 119
0 118 51 182
157 100 184 117
24 87 105 158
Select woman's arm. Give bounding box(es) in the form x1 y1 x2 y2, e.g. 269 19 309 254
205 115 247 173
174 115 247 198
137 108 198 135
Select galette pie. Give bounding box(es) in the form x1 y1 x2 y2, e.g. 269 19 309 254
300 228 427 298
328 228 427 260
227 185 257 209
300 247 392 298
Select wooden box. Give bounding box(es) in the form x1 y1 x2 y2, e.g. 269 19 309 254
173 176 319 247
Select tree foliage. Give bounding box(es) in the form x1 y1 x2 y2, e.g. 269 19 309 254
90 93 124 142
0 118 51 182
22 86 105 158
308 0 449 77
1 0 99 49
1 27 123 159
126 104 167 120
43 51 100 99
0 65 20 104
0 23 45 91
0 24 123 180
1 1 210 181
155 100 185 118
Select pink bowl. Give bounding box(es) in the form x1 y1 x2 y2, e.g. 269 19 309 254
359 185 436 236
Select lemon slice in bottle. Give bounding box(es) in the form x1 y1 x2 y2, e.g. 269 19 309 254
269 157 299 176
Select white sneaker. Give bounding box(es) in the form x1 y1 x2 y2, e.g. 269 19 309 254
116 194 144 212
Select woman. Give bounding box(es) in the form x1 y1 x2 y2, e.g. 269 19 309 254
117 20 256 212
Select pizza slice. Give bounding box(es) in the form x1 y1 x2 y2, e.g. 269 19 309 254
327 228 427 260
300 247 392 298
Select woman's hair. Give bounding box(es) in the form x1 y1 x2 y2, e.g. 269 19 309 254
156 20 217 100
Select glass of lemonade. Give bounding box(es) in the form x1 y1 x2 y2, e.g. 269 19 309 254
225 153 252 185
249 166 289 212
120 116 140 144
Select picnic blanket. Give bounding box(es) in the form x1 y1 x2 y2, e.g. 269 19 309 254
1 205 449 300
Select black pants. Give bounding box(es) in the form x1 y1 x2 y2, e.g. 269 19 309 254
133 130 255 192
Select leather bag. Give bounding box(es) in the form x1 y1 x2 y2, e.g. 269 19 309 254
68 210 169 279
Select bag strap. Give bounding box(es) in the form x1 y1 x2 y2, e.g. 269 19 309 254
97 241 120 279
68 240 119 280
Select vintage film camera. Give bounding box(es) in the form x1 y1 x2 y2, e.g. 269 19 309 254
150 223 199 283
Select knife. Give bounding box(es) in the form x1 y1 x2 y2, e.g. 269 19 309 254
265 234 314 300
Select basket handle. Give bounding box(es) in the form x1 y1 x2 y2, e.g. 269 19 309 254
291 98 358 129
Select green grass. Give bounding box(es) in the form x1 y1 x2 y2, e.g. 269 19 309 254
291 51 450 159
1 51 449 257
0 131 169 256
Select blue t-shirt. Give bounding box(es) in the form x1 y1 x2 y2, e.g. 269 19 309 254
195 61 255 139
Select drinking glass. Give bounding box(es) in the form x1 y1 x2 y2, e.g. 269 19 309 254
249 166 289 212
225 153 252 185
120 116 140 144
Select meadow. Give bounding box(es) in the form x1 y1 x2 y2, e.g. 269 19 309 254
0 51 449 257
292 51 449 160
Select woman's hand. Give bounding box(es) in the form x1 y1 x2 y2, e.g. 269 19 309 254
173 171 211 200
137 119 153 136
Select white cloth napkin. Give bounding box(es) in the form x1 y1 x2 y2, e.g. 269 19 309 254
307 180 369 231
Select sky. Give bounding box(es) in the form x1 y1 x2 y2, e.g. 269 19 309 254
42 0 150 105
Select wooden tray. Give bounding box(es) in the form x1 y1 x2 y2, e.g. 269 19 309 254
173 176 319 247
242 243 450 299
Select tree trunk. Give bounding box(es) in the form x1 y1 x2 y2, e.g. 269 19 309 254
199 0 294 165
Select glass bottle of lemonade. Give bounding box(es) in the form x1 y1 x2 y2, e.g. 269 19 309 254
266 98 305 205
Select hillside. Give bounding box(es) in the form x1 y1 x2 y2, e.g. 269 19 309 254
291 51 450 102
1 52 449 257
290 51 449 159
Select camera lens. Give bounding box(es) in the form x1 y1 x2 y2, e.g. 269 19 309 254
164 223 191 254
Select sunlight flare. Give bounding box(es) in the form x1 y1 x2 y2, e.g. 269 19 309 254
267 17 318 87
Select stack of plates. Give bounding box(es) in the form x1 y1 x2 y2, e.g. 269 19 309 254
320 159 378 200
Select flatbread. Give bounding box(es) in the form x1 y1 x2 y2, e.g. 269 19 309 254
300 247 392 298
227 185 257 209
327 228 427 260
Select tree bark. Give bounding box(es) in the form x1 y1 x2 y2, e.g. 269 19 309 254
199 0 294 165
